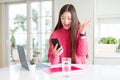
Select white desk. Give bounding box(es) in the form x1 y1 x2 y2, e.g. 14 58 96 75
0 64 120 80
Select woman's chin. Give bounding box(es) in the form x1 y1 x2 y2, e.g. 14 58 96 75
63 26 70 30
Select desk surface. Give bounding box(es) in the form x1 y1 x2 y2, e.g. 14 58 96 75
0 64 120 80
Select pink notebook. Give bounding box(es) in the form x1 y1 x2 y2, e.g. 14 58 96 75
45 66 82 73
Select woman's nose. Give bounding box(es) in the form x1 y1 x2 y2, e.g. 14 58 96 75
64 19 69 24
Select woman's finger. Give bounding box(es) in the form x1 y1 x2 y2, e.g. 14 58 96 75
56 46 63 56
54 43 58 50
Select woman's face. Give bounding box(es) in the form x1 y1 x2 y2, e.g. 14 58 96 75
61 11 72 29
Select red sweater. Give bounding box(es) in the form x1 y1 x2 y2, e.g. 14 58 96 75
48 25 88 64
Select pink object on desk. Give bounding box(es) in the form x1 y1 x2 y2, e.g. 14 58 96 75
46 66 82 73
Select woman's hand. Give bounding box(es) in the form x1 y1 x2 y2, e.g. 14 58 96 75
80 19 91 34
52 43 63 57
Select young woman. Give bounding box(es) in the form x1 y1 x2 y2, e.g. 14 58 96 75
48 4 91 64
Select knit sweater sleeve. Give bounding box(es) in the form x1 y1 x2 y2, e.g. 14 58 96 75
75 25 88 64
48 32 60 64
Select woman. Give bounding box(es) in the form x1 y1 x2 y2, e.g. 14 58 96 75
48 4 91 64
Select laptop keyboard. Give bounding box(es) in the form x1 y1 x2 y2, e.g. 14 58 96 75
36 62 50 69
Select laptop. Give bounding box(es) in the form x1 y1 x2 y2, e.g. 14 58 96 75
17 45 50 71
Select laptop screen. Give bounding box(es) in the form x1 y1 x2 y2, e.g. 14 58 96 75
17 45 29 70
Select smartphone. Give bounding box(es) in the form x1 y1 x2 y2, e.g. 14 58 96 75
51 38 61 49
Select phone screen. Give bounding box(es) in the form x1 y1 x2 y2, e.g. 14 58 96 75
51 38 61 49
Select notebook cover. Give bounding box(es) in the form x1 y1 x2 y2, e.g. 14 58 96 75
46 66 82 73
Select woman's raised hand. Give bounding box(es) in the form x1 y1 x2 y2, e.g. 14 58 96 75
80 19 91 34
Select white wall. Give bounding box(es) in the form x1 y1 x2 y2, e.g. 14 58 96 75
0 3 9 67
53 0 94 64
96 0 120 17
0 4 2 67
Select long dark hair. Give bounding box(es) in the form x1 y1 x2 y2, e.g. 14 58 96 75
54 4 80 63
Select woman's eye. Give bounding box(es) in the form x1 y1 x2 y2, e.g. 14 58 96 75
61 17 65 20
68 18 71 20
